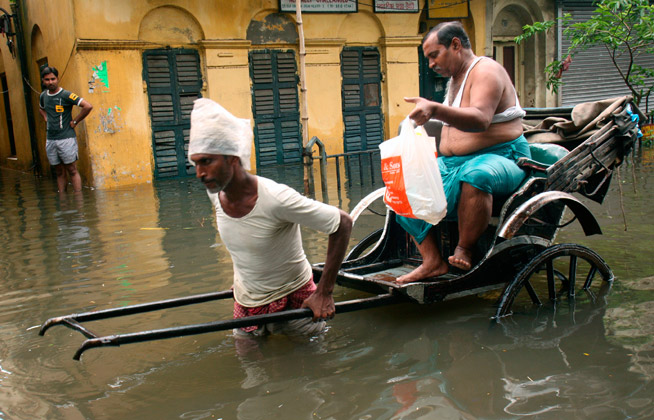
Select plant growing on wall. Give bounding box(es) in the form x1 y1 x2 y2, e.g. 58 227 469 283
515 0 654 118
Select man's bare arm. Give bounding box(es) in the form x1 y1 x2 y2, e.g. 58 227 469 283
38 107 47 122
301 209 353 321
405 62 505 131
70 99 93 128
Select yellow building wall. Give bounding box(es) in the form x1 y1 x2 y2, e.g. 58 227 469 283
0 0 488 188
422 0 487 54
72 0 258 186
202 40 253 166
382 37 423 139
469 0 487 56
304 38 345 151
72 47 154 188
0 1 35 172
72 0 427 177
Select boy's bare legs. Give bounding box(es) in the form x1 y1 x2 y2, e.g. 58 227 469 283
54 162 82 193
66 162 82 192
54 164 68 193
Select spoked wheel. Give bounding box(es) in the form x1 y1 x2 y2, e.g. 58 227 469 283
495 243 614 319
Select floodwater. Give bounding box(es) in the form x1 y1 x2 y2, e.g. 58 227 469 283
0 149 653 420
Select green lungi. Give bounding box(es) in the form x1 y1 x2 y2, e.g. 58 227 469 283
397 134 531 243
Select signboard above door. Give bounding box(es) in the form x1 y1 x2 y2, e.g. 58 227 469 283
279 0 357 13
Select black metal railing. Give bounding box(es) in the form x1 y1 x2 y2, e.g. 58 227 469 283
303 136 381 200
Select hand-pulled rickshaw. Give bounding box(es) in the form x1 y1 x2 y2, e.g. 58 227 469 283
40 96 642 360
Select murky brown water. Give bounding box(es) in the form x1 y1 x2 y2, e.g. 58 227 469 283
1 149 653 420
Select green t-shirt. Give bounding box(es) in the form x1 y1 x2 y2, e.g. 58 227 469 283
39 88 83 140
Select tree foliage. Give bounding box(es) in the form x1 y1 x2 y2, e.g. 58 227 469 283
516 0 654 115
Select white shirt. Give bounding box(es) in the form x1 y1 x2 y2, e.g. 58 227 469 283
209 176 341 307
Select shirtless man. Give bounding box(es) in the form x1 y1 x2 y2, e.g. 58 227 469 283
397 21 530 283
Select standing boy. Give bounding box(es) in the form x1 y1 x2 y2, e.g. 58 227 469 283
39 66 93 193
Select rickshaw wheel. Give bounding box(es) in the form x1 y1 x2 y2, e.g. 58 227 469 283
495 243 614 319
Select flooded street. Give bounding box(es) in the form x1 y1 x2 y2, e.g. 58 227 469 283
1 149 653 420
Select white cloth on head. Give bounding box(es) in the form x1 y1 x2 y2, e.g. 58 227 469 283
188 98 253 170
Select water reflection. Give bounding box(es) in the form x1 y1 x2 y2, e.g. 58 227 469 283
604 275 654 381
0 148 652 419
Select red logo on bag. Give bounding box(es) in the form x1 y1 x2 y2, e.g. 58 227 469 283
381 156 414 218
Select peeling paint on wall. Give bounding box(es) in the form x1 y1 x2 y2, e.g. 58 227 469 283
96 106 124 134
246 13 298 44
89 61 110 93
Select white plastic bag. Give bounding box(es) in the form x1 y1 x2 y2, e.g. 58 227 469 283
379 118 447 225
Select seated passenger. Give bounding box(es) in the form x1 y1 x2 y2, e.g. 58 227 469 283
398 22 531 283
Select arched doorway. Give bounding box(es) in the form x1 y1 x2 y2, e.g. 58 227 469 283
492 3 543 107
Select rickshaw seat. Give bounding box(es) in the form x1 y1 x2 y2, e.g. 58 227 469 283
517 143 569 174
491 143 569 217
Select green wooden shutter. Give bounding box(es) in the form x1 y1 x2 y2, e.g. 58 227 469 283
341 48 384 152
250 50 302 167
143 49 202 178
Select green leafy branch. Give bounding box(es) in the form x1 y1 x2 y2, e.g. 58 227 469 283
516 0 654 116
